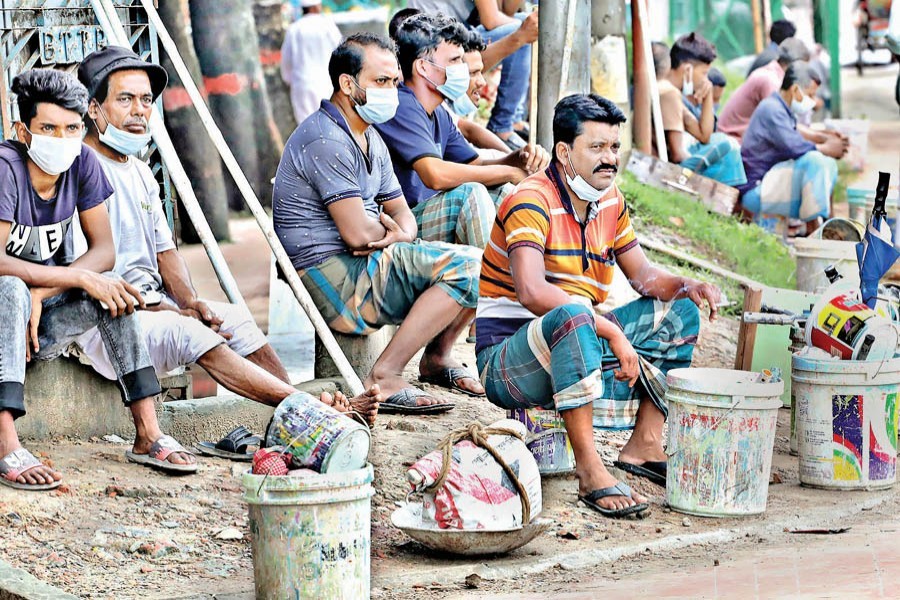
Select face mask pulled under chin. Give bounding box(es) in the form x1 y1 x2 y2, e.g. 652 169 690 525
564 149 612 204
24 128 83 176
790 91 817 117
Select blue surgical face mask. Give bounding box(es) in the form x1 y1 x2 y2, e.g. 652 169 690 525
351 79 399 124
450 93 477 117
95 104 151 156
425 60 470 102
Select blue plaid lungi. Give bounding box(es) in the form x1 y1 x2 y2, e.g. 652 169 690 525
476 297 700 430
681 132 748 188
412 182 514 249
741 150 837 223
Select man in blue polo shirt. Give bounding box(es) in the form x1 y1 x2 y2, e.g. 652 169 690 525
274 33 484 415
375 13 549 250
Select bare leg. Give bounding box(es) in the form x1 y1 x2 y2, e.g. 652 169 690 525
562 403 646 510
617 398 667 466
419 308 484 395
0 410 61 486
129 397 195 465
244 343 291 384
364 286 466 405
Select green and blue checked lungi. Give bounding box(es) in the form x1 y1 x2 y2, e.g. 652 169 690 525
741 150 838 223
476 297 700 430
682 132 748 188
299 240 481 335
412 182 515 249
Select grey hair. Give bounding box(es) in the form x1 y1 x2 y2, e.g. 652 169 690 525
780 61 821 91
777 38 810 66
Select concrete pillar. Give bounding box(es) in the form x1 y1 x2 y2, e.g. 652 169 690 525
537 0 592 150
590 0 631 153
313 327 395 382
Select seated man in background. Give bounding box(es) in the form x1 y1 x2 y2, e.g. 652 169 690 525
377 13 548 249
0 69 194 488
656 33 746 188
274 33 485 414
477 93 719 518
684 67 726 123
739 62 844 235
747 19 796 75
75 47 379 424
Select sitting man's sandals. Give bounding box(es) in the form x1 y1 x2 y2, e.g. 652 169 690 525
0 448 61 491
380 387 455 415
578 482 650 519
419 365 485 397
125 435 198 474
196 426 262 462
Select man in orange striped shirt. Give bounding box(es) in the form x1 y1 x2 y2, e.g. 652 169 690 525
476 94 720 519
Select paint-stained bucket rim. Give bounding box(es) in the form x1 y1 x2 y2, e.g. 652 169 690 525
666 368 784 399
792 353 900 379
242 463 374 505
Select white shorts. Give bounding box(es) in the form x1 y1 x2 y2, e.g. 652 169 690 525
74 300 268 380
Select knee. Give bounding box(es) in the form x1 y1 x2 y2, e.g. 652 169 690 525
0 276 31 316
545 303 595 330
672 297 701 329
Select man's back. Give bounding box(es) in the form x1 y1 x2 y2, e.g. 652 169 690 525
281 14 341 87
718 61 784 139
407 0 475 24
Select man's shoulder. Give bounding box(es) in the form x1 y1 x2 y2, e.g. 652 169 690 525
288 111 354 155
0 140 26 171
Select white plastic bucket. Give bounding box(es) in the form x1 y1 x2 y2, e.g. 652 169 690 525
793 354 900 490
793 237 861 293
243 465 374 599
666 368 784 517
508 408 575 475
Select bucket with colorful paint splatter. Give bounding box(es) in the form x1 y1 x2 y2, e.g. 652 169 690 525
793 354 900 490
666 368 784 517
265 392 369 474
243 465 373 599
508 408 576 475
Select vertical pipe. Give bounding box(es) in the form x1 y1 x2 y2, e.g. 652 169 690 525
635 0 667 161
824 0 842 118
751 0 765 53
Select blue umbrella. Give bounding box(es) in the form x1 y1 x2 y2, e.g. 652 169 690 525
856 172 900 308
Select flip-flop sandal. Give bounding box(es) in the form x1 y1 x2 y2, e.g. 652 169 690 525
419 366 485 397
613 460 667 487
579 482 649 519
195 426 262 461
0 448 61 491
379 388 455 415
126 435 198 474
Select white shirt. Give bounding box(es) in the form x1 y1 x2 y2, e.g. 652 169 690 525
281 13 342 124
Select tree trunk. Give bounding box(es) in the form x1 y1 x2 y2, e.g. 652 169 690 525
252 0 297 144
157 0 230 242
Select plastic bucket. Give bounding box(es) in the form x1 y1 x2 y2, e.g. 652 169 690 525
847 188 898 230
666 368 784 517
793 237 861 293
793 355 900 490
243 465 374 599
508 408 575 475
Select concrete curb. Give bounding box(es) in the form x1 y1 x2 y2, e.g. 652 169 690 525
0 559 78 600
372 491 894 590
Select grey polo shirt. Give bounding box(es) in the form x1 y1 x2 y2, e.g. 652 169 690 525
273 100 403 271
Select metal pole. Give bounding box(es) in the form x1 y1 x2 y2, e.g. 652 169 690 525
90 0 249 311
630 0 651 154
635 0 667 161
135 0 366 396
824 0 842 118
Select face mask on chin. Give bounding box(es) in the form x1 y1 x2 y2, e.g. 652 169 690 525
564 146 613 204
682 66 694 98
23 126 83 176
790 91 817 117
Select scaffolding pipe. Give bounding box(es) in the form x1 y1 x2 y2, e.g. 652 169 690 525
133 0 366 396
90 0 249 311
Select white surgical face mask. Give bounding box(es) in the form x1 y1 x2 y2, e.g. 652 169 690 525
351 81 399 124
450 93 477 117
97 103 151 156
564 146 612 204
682 66 694 98
24 127 82 176
424 60 470 101
791 91 817 117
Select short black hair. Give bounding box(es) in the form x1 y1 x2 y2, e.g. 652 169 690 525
553 94 626 155
670 32 717 69
12 68 89 125
707 67 726 87
651 41 671 77
394 13 469 80
389 8 420 41
770 19 796 44
463 28 487 53
781 61 821 91
328 32 397 91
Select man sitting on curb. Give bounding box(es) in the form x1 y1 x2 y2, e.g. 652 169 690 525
74 47 380 425
477 94 720 518
376 13 548 249
0 69 196 489
274 33 485 414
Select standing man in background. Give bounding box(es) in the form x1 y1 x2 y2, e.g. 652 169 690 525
281 0 342 124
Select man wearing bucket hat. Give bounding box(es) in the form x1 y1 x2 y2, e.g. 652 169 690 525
74 47 381 430
476 93 721 518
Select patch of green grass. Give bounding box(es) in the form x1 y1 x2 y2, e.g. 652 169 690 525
642 248 744 318
618 171 796 290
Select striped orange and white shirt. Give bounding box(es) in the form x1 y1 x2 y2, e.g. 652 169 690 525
475 163 638 351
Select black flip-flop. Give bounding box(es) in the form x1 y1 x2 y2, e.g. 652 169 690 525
195 426 262 462
419 366 485 397
613 460 667 487
379 388 455 415
579 482 649 519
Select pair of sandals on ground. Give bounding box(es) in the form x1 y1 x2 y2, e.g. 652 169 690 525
380 365 483 415
579 460 668 519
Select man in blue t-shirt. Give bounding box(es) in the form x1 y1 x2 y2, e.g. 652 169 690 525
375 13 549 250
0 69 197 491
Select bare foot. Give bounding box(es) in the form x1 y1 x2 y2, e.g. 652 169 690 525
419 354 484 396
365 371 448 408
349 385 381 426
577 460 647 511
319 391 351 413
132 436 196 466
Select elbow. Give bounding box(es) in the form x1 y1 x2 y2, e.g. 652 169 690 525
515 284 541 313
418 170 449 191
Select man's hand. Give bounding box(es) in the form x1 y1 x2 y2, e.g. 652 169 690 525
79 271 144 318
818 135 847 159
693 77 713 103
354 213 414 255
515 9 539 44
507 143 550 176
681 279 721 321
609 330 640 388
25 288 51 360
181 298 231 340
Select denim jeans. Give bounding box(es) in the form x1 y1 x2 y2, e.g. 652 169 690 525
477 14 531 135
0 274 161 420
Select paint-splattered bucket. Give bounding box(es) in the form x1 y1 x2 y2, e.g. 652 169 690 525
243 465 373 599
508 408 575 475
805 291 898 361
666 368 783 517
793 354 900 490
265 392 369 473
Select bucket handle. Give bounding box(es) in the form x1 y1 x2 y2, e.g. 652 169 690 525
665 398 743 459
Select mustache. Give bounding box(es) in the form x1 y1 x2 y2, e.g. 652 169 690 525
124 119 148 128
593 163 618 174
